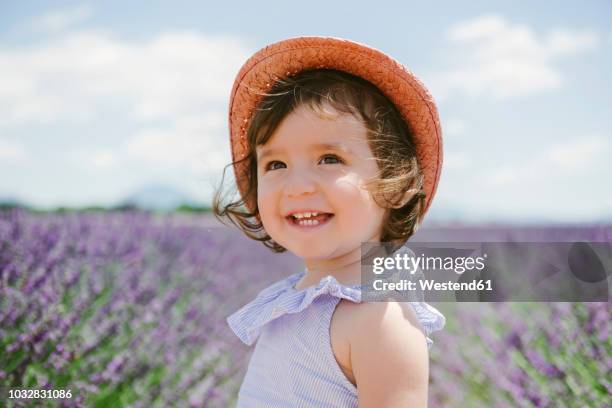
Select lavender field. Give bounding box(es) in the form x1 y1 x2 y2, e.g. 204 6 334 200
1 209 610 407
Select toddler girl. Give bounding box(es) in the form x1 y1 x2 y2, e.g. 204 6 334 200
215 36 446 407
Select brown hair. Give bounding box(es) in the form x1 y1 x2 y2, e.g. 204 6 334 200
213 69 426 253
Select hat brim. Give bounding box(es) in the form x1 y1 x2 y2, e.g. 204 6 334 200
229 36 443 217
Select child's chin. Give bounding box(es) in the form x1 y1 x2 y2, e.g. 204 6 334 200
288 244 333 260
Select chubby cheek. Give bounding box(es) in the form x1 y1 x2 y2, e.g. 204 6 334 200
257 183 280 230
334 175 378 210
333 177 384 229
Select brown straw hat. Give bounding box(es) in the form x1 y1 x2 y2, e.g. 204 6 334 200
229 36 443 216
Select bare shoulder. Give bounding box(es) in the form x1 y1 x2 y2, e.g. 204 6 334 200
356 301 424 328
346 300 430 407
342 300 427 340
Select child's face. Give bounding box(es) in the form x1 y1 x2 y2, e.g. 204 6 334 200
256 103 386 262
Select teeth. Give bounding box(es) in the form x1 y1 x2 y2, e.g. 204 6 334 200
292 212 320 219
297 219 319 226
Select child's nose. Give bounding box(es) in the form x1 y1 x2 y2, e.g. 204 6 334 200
284 170 317 197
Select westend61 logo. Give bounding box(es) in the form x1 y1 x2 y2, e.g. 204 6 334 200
372 252 488 275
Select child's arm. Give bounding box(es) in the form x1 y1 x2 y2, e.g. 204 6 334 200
350 301 429 408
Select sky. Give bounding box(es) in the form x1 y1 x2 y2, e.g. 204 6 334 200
0 1 611 223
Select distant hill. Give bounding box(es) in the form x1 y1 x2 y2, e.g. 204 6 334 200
0 196 31 210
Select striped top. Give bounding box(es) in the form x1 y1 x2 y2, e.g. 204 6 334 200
227 263 446 407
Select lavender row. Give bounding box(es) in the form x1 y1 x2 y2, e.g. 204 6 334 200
428 301 611 407
1 209 609 407
0 209 301 407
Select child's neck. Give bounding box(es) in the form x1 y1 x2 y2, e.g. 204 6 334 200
296 245 374 290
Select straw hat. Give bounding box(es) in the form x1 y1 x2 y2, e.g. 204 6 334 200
228 36 442 216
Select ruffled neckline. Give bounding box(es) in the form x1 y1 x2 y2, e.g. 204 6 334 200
227 267 446 348
227 270 362 346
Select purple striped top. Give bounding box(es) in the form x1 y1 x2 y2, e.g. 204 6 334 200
227 267 446 407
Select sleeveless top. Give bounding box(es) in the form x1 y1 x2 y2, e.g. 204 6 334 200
226 265 446 407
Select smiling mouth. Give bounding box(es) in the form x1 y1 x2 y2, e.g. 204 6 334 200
286 213 334 228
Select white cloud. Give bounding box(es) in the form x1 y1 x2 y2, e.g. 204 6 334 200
545 29 600 57
484 135 609 186
485 165 519 185
90 150 118 169
435 135 612 221
0 30 253 125
123 111 229 173
0 137 27 162
444 118 466 136
68 110 230 176
68 148 118 170
28 4 93 33
0 25 254 207
431 14 600 100
444 152 470 170
545 137 608 170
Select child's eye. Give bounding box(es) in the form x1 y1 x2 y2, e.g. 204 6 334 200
264 160 286 171
319 154 343 165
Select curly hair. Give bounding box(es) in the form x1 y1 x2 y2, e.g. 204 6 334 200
213 69 426 253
